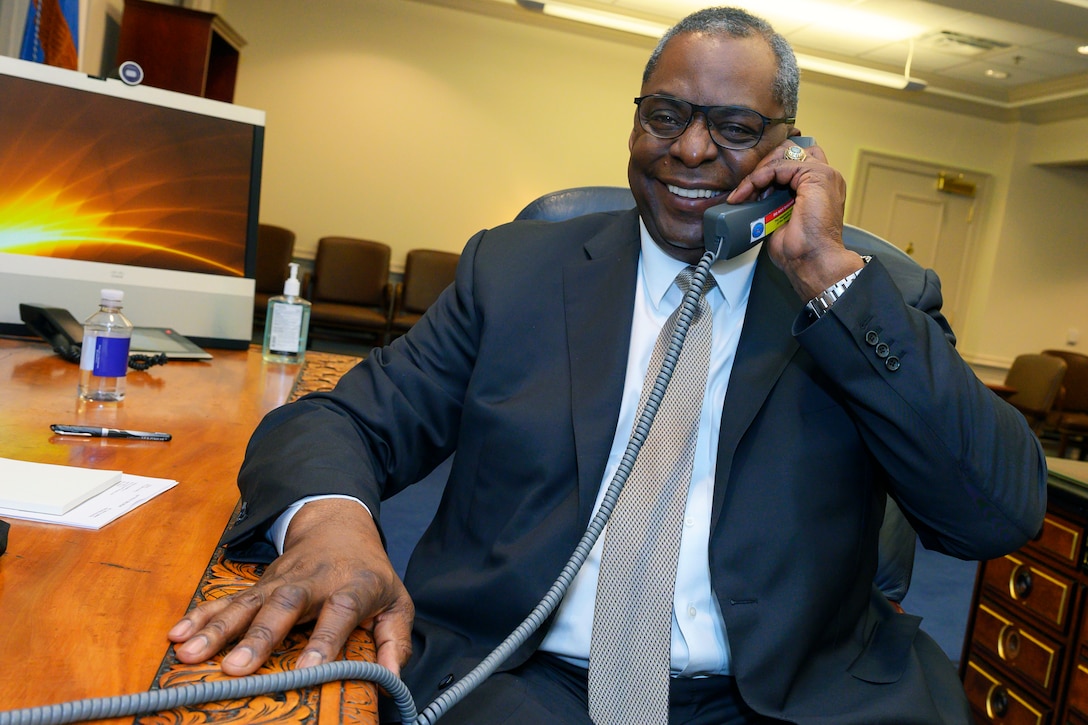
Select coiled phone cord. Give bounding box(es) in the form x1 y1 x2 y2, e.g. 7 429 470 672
0 661 417 725
0 250 718 725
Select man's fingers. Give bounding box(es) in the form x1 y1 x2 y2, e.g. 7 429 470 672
218 583 315 675
170 581 313 675
296 588 368 668
371 588 415 676
169 589 265 663
168 593 234 643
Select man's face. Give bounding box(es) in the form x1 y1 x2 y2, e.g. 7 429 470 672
629 33 792 263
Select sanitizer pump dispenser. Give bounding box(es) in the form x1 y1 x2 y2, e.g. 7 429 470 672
262 262 311 364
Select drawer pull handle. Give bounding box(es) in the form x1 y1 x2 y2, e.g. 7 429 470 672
997 625 1021 662
986 684 1009 719
1010 565 1034 600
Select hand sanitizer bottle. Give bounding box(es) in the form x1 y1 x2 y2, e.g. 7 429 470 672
262 262 311 364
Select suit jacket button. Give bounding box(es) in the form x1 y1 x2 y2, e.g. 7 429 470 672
875 342 891 359
885 356 901 371
865 330 880 346
439 673 455 689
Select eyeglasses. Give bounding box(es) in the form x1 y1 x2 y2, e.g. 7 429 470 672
634 94 795 150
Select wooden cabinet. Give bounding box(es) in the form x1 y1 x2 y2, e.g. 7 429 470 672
115 0 245 102
961 457 1088 724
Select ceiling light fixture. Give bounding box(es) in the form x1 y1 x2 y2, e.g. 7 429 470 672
516 1 926 91
516 0 667 38
795 53 927 91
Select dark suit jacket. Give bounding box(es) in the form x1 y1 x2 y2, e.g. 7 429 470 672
227 209 1046 723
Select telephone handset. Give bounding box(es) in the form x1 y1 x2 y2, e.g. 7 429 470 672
702 136 815 260
18 303 84 363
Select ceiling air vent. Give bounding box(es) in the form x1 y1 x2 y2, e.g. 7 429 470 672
919 30 1012 57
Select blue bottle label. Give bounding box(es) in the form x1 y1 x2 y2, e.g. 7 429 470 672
92 336 130 377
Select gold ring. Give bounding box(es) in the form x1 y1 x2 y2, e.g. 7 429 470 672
784 145 807 162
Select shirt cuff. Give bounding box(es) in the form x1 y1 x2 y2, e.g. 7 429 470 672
268 494 370 555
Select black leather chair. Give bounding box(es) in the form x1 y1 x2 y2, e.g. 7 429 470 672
513 186 918 603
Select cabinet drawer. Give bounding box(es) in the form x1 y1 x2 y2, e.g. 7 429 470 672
1067 662 1088 721
1025 513 1083 569
971 602 1062 696
963 658 1051 724
984 555 1074 632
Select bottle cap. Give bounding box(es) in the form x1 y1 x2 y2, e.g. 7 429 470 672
100 288 124 305
284 262 301 297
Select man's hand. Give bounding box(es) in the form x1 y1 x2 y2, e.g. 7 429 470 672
727 139 863 301
168 498 414 677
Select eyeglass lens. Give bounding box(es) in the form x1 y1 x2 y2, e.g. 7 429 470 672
637 96 771 150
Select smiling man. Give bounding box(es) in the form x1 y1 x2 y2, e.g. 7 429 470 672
169 7 1045 724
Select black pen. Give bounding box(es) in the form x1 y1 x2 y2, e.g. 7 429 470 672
50 424 172 442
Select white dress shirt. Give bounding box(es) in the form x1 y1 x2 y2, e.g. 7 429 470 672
539 219 758 676
272 218 760 676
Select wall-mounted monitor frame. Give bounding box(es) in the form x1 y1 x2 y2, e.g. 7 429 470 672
0 55 265 349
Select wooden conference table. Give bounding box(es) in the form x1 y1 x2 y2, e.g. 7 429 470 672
0 337 378 724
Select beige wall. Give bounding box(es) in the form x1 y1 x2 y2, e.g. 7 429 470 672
225 0 642 261
64 0 1088 368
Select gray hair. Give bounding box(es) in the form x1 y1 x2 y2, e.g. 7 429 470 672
643 6 800 117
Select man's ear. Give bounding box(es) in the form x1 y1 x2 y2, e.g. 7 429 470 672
788 127 802 138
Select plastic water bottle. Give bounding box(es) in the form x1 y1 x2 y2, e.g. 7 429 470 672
78 289 134 402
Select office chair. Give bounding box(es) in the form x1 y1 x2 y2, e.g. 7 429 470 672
1004 353 1068 435
1042 349 1088 458
387 249 461 343
252 224 297 325
515 186 635 221
307 236 393 344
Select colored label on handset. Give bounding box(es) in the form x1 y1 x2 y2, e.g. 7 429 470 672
749 197 795 244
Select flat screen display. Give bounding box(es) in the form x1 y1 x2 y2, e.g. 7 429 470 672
0 66 258 277
0 56 265 347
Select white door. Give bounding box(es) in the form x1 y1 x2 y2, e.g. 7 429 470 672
847 152 988 329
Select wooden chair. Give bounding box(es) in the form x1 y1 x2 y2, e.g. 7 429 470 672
307 236 392 345
1043 349 1088 459
387 249 460 343
252 224 296 325
1004 353 1068 435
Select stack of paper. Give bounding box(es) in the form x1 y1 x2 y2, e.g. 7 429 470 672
0 457 177 530
0 457 121 514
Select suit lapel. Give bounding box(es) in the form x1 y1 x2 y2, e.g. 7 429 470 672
711 248 802 530
565 210 641 525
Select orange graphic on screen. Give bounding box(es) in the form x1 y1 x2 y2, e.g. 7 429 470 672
0 75 255 277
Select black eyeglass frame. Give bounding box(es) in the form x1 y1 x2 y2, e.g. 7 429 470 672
633 94 796 151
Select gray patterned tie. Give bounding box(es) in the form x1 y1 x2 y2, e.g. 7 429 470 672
588 266 716 725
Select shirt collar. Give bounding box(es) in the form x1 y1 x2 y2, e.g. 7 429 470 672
637 216 760 313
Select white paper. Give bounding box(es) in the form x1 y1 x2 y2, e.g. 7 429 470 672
0 474 177 530
0 457 121 514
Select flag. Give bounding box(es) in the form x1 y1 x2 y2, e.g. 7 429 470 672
20 0 79 70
